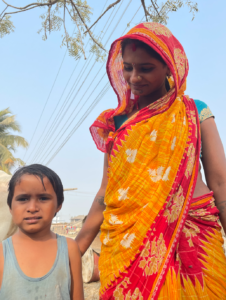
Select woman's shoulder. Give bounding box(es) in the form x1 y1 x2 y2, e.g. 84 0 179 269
66 237 81 258
194 99 214 123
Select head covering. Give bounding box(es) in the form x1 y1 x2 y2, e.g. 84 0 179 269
96 23 201 299
90 22 189 153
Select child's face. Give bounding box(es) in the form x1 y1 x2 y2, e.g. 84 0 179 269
10 174 61 234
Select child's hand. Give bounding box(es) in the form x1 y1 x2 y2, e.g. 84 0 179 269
67 238 84 300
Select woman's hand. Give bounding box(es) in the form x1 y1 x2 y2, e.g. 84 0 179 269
201 117 226 233
75 153 108 255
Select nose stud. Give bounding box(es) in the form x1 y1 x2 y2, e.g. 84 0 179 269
137 75 142 81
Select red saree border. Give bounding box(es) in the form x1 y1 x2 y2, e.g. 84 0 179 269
149 96 201 299
100 97 201 300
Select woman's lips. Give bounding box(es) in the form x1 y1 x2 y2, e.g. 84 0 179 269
24 217 42 224
131 84 146 90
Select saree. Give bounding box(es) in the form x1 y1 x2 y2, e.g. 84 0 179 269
90 23 226 299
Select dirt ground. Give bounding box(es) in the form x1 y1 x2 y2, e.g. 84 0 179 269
84 281 101 300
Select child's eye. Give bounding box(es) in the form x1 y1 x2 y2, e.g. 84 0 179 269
40 197 49 201
17 197 28 202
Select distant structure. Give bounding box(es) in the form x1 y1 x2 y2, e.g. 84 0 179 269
70 215 85 229
52 215 65 224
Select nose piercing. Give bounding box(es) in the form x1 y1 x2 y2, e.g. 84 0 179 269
137 75 142 80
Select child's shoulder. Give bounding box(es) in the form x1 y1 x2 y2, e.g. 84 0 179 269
0 242 3 260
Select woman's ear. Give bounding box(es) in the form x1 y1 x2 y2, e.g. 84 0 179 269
166 66 171 77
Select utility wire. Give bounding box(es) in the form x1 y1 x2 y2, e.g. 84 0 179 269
39 0 130 164
40 70 107 164
41 2 141 165
29 0 119 164
27 0 110 164
23 48 68 161
45 83 111 165
32 0 126 163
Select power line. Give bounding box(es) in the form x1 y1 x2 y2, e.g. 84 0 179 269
31 0 126 163
41 1 141 165
23 48 68 161
45 83 111 165
29 0 120 164
40 0 131 164
26 0 110 164
40 70 108 164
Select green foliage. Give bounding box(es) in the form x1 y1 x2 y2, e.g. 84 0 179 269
0 0 198 61
0 108 28 174
146 0 198 24
0 15 14 38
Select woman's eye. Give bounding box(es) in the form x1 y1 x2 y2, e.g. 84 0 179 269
123 66 133 72
141 68 154 72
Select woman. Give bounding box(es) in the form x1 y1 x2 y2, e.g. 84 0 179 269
76 22 226 299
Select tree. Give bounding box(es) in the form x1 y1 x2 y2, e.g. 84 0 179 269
0 0 198 60
0 108 28 174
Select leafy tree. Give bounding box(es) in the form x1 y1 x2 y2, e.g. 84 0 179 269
0 0 198 60
0 108 28 174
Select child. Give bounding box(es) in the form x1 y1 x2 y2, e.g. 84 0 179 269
0 164 84 300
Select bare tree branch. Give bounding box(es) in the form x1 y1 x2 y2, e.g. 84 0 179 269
141 0 156 21
0 4 8 17
2 0 59 10
49 1 51 34
0 0 198 59
69 0 106 52
150 0 161 17
84 0 122 34
1 6 36 20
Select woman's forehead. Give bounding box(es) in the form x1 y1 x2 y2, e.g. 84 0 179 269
122 47 163 64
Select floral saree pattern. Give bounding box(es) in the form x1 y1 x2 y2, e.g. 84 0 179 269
89 22 226 299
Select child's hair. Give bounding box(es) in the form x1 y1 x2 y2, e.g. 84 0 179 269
7 164 64 208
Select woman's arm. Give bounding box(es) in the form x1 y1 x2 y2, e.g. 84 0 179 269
67 238 84 300
75 153 108 255
201 117 226 232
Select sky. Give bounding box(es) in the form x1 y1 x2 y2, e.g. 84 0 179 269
1 0 226 222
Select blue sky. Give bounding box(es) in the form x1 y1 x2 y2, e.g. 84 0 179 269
1 0 226 222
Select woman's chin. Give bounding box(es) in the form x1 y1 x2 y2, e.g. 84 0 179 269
132 89 144 96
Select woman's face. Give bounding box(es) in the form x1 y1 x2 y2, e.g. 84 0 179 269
122 45 170 97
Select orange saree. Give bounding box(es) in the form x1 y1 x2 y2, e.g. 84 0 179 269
90 22 226 299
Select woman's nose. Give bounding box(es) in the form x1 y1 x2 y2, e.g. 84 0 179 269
130 70 141 84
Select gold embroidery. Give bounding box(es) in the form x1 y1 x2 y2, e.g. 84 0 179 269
182 220 200 247
174 48 186 80
185 143 195 179
143 22 172 37
190 110 197 125
113 285 124 300
199 107 213 123
190 110 197 137
163 186 185 223
138 233 167 276
113 279 143 300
